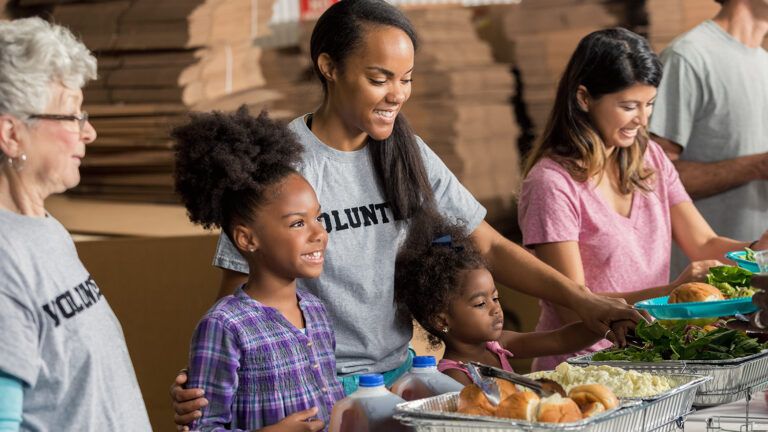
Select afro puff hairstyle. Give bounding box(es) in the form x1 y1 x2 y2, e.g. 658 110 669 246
172 107 304 242
394 210 486 348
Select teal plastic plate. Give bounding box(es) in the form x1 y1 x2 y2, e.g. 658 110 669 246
725 251 760 273
635 295 758 319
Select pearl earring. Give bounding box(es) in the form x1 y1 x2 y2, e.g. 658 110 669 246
7 153 26 172
442 327 449 333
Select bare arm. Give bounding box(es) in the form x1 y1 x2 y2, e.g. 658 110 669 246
669 201 765 260
498 323 601 359
534 241 675 307
653 134 768 200
470 221 643 343
443 368 472 386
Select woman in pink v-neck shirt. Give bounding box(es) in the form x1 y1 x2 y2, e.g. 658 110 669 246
518 28 768 371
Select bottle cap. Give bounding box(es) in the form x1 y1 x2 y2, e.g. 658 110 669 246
359 373 385 387
412 356 437 368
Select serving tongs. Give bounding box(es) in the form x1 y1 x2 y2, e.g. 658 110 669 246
465 362 502 406
470 362 564 398
623 329 646 349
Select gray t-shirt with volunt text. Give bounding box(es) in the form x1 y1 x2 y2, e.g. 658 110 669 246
649 20 768 275
213 115 486 375
0 210 151 431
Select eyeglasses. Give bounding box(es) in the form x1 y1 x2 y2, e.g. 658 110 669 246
27 112 89 133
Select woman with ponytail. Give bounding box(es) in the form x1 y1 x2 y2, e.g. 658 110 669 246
172 2 643 425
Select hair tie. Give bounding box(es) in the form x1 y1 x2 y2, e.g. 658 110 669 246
431 234 464 252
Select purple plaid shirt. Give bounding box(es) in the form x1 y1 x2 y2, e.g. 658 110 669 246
188 287 345 431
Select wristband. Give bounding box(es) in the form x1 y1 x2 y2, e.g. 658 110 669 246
749 240 759 249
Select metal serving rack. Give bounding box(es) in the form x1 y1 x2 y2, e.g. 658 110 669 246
704 385 768 432
706 415 768 432
394 374 710 432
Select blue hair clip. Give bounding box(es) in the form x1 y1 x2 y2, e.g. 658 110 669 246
432 234 464 251
432 234 452 247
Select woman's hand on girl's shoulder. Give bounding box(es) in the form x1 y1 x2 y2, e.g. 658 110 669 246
260 407 324 432
170 369 208 429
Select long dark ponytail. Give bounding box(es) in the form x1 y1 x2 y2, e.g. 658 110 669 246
310 0 434 220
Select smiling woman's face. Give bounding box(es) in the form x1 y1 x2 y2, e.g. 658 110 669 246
582 83 657 151
326 24 414 141
22 82 96 195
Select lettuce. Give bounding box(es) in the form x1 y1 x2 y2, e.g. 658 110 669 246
590 320 767 362
706 265 753 297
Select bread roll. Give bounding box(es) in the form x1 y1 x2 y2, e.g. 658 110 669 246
457 384 495 416
496 391 540 421
537 394 582 423
669 282 724 303
568 384 619 416
579 402 605 418
497 378 518 399
456 379 517 416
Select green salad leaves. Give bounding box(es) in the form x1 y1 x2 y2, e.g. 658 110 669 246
591 321 767 362
706 265 755 298
744 247 756 263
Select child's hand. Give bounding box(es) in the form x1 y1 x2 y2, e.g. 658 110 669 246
260 407 325 432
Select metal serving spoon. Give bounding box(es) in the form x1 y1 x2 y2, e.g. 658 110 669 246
465 362 501 406
470 362 564 398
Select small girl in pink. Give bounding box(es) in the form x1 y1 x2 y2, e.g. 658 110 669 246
519 28 762 371
394 212 603 385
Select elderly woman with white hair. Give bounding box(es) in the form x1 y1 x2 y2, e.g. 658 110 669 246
0 18 150 431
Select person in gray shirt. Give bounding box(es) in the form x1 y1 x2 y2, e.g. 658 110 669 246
0 18 151 431
649 0 768 275
171 0 644 427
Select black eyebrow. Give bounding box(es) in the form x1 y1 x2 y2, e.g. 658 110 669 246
282 205 322 219
620 97 657 104
365 66 414 77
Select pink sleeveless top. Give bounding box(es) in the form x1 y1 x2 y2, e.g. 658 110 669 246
437 341 514 380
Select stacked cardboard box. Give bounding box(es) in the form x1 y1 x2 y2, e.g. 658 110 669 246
403 6 521 224
646 0 719 52
497 0 623 137
647 0 768 52
43 0 277 107
14 0 281 202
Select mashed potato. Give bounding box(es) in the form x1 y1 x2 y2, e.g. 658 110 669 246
527 363 672 398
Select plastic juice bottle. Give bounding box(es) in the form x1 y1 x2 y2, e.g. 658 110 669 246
390 356 464 401
328 373 410 432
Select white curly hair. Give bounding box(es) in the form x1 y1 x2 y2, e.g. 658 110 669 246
0 17 97 119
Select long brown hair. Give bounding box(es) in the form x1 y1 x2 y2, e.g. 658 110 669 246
523 28 662 194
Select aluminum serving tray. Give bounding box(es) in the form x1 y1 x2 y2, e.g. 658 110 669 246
567 349 768 406
395 374 710 432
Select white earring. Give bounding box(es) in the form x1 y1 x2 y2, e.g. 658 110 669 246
442 327 449 333
7 153 26 172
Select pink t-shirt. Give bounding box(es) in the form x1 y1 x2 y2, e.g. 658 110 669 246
518 141 691 371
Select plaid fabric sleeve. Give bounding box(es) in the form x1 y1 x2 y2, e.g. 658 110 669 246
188 315 248 432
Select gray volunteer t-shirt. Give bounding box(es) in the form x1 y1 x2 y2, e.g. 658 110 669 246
214 115 486 375
649 20 768 274
0 210 150 431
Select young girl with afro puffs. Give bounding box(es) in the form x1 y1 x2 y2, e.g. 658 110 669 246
173 107 344 431
395 213 608 385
